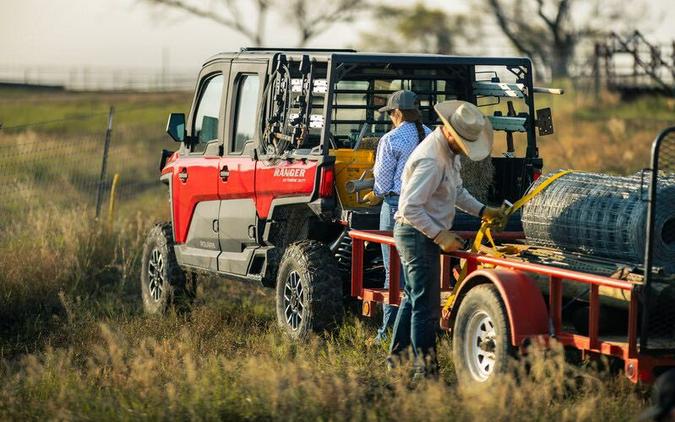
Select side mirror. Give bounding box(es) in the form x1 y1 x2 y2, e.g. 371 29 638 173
166 113 186 142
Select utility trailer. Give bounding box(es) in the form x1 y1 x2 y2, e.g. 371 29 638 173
348 127 675 384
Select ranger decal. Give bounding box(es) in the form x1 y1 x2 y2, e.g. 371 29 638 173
273 168 306 178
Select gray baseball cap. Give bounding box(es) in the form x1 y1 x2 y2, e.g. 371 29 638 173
378 90 419 113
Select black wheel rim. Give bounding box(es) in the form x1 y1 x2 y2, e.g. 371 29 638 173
283 271 304 331
147 248 164 302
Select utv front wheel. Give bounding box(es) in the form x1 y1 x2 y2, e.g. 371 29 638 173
141 223 196 314
276 240 343 339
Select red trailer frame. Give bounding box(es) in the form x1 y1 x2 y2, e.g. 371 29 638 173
349 229 675 384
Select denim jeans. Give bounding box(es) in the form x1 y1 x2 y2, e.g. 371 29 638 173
389 221 441 370
376 195 403 341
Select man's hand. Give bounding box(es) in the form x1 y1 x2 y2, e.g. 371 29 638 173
362 191 383 206
482 206 508 231
433 230 465 252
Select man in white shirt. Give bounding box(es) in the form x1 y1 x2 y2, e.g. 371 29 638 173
389 100 505 377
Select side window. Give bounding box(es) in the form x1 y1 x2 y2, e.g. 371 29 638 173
231 74 260 154
192 73 224 152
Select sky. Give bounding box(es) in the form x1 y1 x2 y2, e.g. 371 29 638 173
1 0 673 76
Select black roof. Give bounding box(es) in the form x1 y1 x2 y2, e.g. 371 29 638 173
203 49 532 68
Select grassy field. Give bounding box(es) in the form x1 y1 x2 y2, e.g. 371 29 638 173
0 85 672 420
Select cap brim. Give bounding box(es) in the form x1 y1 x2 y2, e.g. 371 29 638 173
378 105 419 113
434 101 494 161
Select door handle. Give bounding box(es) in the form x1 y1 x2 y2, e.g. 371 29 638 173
220 165 230 181
178 168 188 183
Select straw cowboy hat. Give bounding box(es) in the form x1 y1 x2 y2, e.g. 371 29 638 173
434 100 494 161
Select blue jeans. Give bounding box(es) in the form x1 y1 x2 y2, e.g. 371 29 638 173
376 195 403 341
389 221 441 370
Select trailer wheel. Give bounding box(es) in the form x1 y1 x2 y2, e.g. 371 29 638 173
140 223 196 314
453 284 515 384
275 240 343 339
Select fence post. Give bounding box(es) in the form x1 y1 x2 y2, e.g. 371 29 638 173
95 106 115 218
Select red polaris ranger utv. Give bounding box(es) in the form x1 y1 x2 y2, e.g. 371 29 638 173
141 48 554 339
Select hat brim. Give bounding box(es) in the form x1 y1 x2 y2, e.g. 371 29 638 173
377 105 419 113
434 101 493 161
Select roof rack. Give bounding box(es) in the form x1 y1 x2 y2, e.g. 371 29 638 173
239 47 357 53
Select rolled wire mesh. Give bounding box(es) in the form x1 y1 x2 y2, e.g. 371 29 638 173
522 171 675 273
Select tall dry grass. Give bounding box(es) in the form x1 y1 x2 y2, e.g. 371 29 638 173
0 207 648 420
0 208 155 357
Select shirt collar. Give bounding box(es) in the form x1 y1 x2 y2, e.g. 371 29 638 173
433 127 457 161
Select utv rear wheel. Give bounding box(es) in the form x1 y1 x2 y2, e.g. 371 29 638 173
141 223 196 314
452 284 515 384
276 240 343 339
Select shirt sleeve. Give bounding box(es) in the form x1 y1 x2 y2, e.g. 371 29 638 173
372 134 397 197
398 158 445 239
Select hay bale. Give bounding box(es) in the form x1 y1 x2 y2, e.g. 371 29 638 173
357 137 380 150
459 155 494 203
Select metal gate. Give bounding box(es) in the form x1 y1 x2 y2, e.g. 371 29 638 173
642 126 675 352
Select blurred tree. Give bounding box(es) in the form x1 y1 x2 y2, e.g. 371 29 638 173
484 0 645 78
358 3 480 54
286 0 366 47
142 0 367 47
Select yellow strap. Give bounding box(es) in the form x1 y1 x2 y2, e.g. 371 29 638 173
442 170 573 313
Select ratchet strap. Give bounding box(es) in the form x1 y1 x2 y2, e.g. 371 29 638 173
441 170 573 315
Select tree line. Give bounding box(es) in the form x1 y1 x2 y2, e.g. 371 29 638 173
143 0 652 79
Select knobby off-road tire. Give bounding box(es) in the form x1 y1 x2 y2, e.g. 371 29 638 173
141 223 196 314
453 284 515 384
275 240 344 339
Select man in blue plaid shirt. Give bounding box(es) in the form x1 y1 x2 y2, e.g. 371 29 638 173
363 90 431 343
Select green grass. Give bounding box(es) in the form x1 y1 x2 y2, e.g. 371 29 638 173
0 85 666 419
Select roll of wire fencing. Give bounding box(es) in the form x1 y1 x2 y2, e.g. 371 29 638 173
521 170 675 273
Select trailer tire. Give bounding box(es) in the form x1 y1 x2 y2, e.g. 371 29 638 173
275 240 343 339
453 284 515 384
140 223 196 315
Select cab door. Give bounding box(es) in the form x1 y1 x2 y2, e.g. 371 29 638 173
217 61 266 275
172 62 229 271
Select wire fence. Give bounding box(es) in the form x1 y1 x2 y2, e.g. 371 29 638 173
0 105 173 227
0 65 197 92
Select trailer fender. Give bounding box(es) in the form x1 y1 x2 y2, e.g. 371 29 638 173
450 269 549 347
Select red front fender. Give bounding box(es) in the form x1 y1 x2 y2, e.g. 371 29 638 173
449 269 549 346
